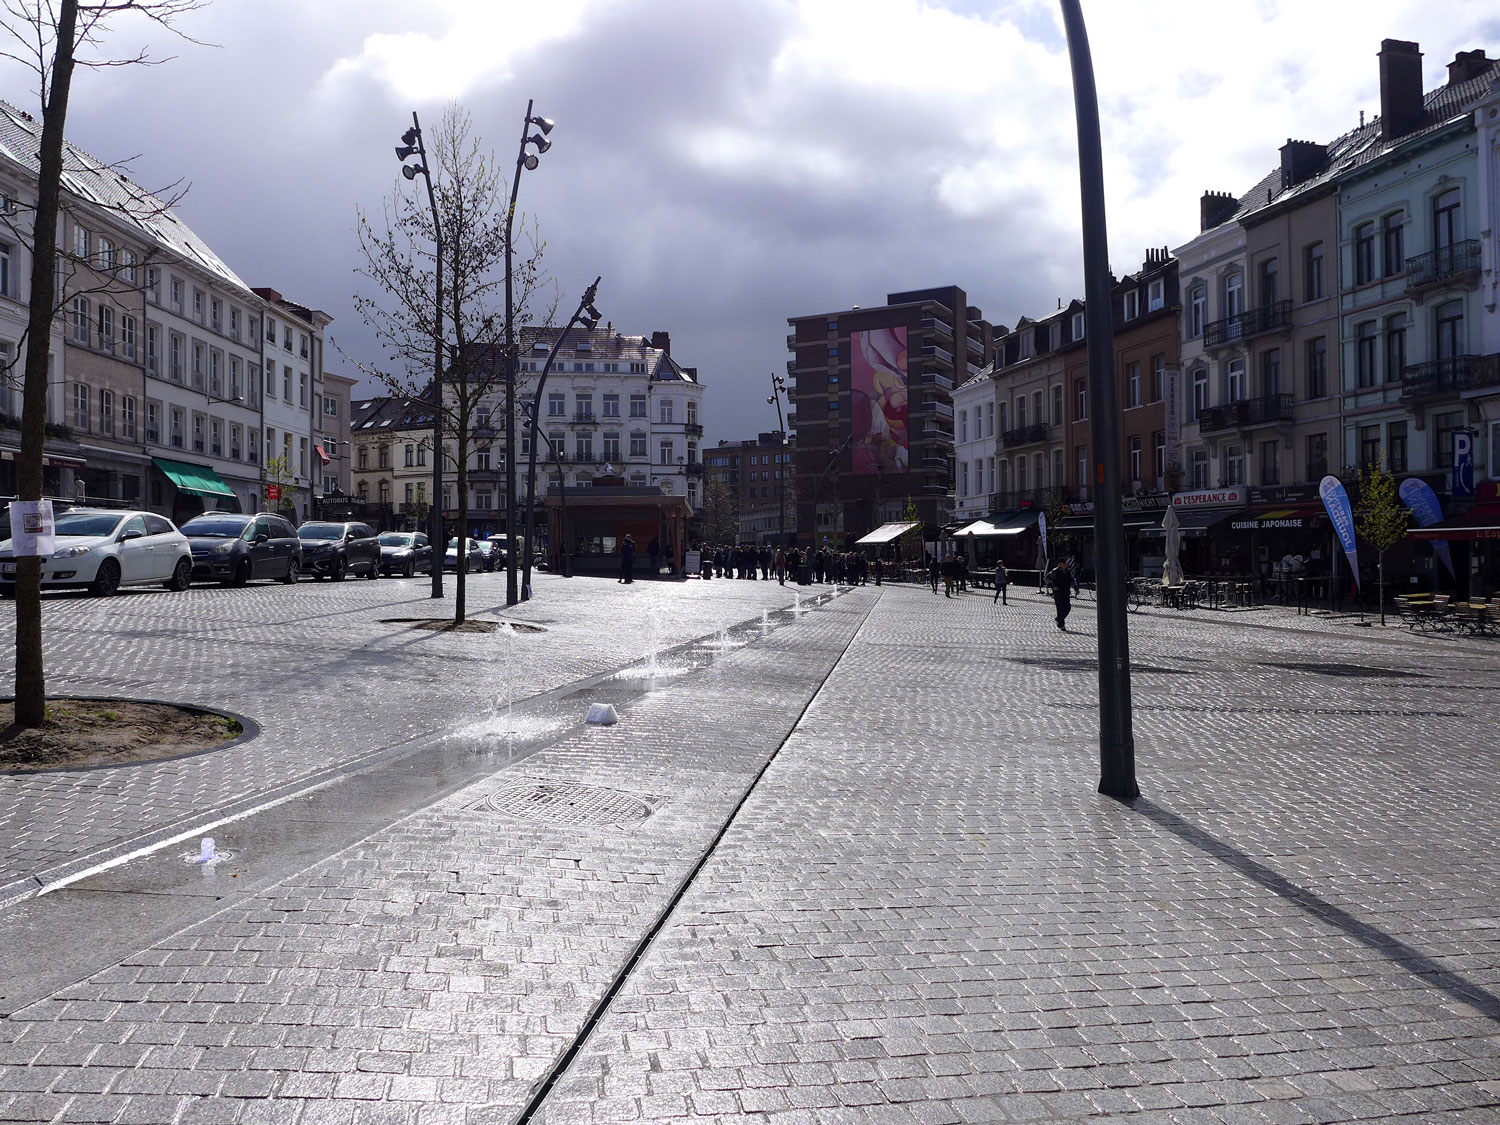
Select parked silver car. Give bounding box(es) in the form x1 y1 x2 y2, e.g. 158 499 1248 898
0 508 193 596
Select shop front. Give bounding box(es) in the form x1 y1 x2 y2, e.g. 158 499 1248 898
949 511 1038 573
150 457 241 524
1150 486 1249 577
1407 479 1500 599
544 484 691 579
1056 495 1171 580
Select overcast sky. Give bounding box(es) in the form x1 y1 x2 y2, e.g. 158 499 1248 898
7 0 1499 445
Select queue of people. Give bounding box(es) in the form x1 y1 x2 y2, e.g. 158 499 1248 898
696 544 874 587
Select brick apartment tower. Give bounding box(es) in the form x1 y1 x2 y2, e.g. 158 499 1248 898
786 286 994 546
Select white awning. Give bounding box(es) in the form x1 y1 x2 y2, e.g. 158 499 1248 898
952 511 1037 537
855 520 920 545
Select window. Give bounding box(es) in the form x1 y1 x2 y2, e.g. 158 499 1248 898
985 401 994 436
192 340 204 389
231 424 242 460
1305 337 1327 399
248 428 259 464
1048 323 1060 351
97 305 113 349
1433 188 1461 250
629 393 647 418
1259 440 1279 485
145 401 160 443
416 444 426 466
377 445 389 469
1148 279 1165 312
120 248 135 283
1123 290 1139 320
284 327 293 353
322 395 337 418
1434 299 1464 361
209 350 223 397
265 318 276 345
603 432 620 461
96 236 112 270
1016 396 1027 428
958 410 968 443
1150 355 1165 403
169 276 183 311
1354 222 1376 285
1388 420 1408 472
1306 433 1328 479
1072 311 1085 339
1189 287 1205 338
73 224 89 259
299 437 307 476
1356 321 1377 388
229 308 240 341
1435 412 1465 468
299 373 307 407
0 241 10 296
1127 362 1141 407
299 333 309 358
1384 313 1406 384
1304 242 1324 301
1074 378 1086 421
121 314 135 360
1258 258 1278 305
1076 447 1087 496
1382 211 1404 277
1191 367 1208 420
1226 357 1245 402
959 461 969 497
1261 348 1281 396
1360 424 1381 469
211 418 223 457
405 443 415 467
1223 444 1244 485
97 389 113 435
71 296 89 344
1191 448 1208 489
1051 385 1063 425
659 398 674 423
121 395 136 440
603 393 620 418
575 433 593 462
630 431 647 457
659 440 674 465
170 406 184 449
145 266 159 303
1153 431 1165 481
548 392 566 417
192 413 205 453
146 324 159 375
575 394 593 421
210 297 221 332
405 483 414 504
1223 273 1243 317
1129 435 1142 482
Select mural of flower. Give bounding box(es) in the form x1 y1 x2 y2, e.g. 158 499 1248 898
851 326 908 476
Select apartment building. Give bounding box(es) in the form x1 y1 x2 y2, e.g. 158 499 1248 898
703 431 795 544
787 286 993 546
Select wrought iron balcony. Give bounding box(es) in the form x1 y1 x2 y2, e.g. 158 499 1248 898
570 412 597 425
1404 239 1481 293
1203 300 1293 349
1400 354 1500 400
1197 393 1294 434
1001 422 1049 449
684 422 703 437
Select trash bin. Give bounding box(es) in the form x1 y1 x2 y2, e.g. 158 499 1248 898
797 564 812 586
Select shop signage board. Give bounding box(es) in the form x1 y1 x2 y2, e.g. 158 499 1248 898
1171 486 1246 509
1163 366 1182 473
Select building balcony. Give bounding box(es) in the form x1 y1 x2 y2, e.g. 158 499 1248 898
922 453 950 468
786 359 796 375
786 333 798 350
916 370 954 392
1197 393 1294 434
1400 354 1500 400
1203 300 1293 350
1404 240 1481 294
917 344 953 365
919 317 953 340
1001 422 1049 449
684 422 703 437
916 399 954 419
920 423 954 443
569 412 597 425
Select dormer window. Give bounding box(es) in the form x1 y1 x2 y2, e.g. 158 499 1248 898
1071 311 1085 339
1148 279 1165 312
1123 290 1139 320
575 341 592 353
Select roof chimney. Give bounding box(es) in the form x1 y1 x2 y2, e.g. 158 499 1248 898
1200 190 1237 232
1279 139 1327 189
1448 49 1494 85
650 331 671 355
1379 39 1425 142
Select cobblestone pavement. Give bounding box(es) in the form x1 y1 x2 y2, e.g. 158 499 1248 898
0 572 808 899
1 579 1498 1123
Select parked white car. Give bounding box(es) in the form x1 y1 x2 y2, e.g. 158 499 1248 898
0 508 193 596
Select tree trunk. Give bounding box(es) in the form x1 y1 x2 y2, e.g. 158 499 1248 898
15 0 79 729
1378 552 1385 627
454 451 467 626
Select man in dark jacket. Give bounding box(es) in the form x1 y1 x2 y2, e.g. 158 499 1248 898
619 535 636 584
1046 558 1072 630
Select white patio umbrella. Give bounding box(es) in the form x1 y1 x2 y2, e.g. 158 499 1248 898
1162 505 1184 585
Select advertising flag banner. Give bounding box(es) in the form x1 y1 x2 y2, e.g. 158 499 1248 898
1163 366 1182 473
1038 510 1048 561
1319 475 1359 589
1452 431 1475 497
1398 476 1454 578
851 327 909 476
8 499 55 557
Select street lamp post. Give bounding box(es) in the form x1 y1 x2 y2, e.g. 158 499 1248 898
768 372 788 549
811 433 853 549
394 112 444 599
521 277 601 596
504 100 554 606
1060 0 1138 801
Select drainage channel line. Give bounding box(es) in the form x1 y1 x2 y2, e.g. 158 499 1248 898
509 589 877 1125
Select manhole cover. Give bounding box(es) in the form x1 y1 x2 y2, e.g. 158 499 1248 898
473 781 654 827
1259 661 1424 679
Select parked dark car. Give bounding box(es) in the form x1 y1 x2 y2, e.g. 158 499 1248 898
180 512 302 585
443 537 486 573
378 531 433 578
297 521 380 581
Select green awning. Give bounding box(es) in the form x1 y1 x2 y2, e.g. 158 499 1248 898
152 457 236 500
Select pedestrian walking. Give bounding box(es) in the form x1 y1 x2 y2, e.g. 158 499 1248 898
1045 557 1072 630
647 537 661 579
619 534 637 584
873 556 884 586
993 561 1009 605
927 555 940 594
775 546 786 586
941 555 956 598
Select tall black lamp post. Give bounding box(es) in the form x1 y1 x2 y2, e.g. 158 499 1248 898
811 432 853 548
394 113 444 598
1060 0 1138 801
503 101 553 606
521 277 601 596
768 372 788 548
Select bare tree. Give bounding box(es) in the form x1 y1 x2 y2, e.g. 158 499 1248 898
352 105 554 625
1 0 205 729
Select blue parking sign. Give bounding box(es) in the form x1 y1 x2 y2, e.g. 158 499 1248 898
1452 431 1474 496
